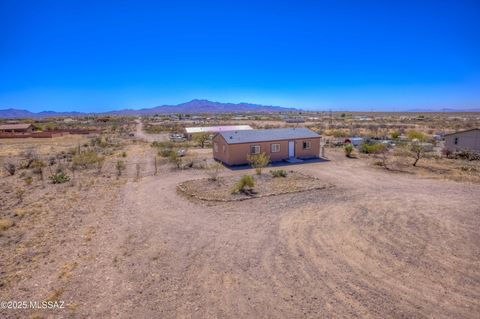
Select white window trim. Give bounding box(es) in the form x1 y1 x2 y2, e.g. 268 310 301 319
251 145 260 154
303 141 311 150
214 142 218 152
271 143 280 153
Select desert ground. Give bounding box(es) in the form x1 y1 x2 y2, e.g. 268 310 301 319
0 129 479 318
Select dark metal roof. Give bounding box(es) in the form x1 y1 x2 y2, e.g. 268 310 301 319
443 128 479 137
219 128 320 144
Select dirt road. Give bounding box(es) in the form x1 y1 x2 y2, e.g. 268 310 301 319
134 118 169 143
2 148 479 318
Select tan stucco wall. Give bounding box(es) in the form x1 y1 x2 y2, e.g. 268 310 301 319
445 130 480 152
213 135 320 165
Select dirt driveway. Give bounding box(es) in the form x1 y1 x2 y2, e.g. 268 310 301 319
134 118 170 142
2 148 479 318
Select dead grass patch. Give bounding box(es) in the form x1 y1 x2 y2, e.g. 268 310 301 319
47 287 65 302
373 155 480 183
0 218 14 231
59 262 78 281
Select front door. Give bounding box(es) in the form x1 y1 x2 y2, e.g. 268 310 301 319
288 141 295 158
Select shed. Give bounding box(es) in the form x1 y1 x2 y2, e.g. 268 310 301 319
0 123 35 133
444 128 480 152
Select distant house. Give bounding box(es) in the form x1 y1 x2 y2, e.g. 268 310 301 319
284 118 305 123
444 128 480 152
0 123 34 133
184 125 252 140
212 128 321 165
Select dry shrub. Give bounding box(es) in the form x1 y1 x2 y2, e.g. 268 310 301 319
0 218 14 231
3 161 16 176
206 162 224 181
72 151 104 169
270 169 288 178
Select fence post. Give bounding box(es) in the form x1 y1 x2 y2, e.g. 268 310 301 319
136 163 140 180
154 156 158 175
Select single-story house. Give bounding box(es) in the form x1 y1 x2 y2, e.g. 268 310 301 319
444 128 480 152
184 125 252 140
0 123 35 133
212 128 321 165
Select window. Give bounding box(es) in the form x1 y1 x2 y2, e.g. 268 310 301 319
271 143 280 153
303 141 311 150
222 145 226 153
454 137 458 145
250 145 260 154
214 142 218 152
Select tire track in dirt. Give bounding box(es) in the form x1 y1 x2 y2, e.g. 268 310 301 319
52 148 480 318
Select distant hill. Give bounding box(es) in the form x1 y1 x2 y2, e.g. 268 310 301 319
0 99 298 119
405 107 480 112
0 108 89 119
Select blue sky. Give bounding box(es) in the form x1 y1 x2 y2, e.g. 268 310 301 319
0 0 479 112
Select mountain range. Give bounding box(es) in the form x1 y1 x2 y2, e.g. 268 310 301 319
0 99 298 119
1 100 479 119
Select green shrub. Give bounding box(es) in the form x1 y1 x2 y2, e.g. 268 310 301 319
247 152 270 175
407 130 426 141
360 143 386 154
270 169 287 178
232 175 255 194
344 143 354 157
49 172 71 184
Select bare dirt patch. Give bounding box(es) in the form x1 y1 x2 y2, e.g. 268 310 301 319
178 170 333 201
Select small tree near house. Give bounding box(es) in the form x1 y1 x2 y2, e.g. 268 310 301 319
246 153 270 175
407 131 428 167
194 133 210 148
409 142 427 167
376 143 390 169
